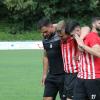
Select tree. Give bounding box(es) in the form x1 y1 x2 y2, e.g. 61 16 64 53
1 0 100 33
3 0 38 34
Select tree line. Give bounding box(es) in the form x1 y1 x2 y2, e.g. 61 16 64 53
0 0 100 34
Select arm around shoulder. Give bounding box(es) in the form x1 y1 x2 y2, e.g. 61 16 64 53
82 44 100 57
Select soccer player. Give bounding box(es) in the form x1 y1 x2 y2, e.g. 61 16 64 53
73 17 100 100
38 17 65 100
56 19 90 100
56 20 80 100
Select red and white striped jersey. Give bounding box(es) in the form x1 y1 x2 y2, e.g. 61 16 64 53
78 32 100 79
61 36 79 73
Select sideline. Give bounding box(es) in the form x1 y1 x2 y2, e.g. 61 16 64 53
0 41 43 50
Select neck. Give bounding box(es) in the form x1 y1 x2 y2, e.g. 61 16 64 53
62 35 70 43
52 26 56 33
91 27 98 33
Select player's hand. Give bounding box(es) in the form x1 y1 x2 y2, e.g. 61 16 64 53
74 34 84 48
41 74 47 86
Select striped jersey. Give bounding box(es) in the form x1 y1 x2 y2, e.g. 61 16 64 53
78 32 100 79
61 36 79 73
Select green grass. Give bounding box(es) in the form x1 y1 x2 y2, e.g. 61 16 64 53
0 50 60 100
0 50 43 100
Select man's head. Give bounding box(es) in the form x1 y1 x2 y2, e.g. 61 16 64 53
91 17 100 31
56 20 67 41
65 19 81 36
38 17 55 38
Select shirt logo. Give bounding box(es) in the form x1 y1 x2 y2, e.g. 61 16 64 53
50 43 52 48
91 94 96 100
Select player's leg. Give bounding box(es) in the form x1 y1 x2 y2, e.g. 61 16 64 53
85 79 100 100
57 74 65 100
43 97 56 100
43 74 58 100
62 73 77 100
73 78 88 100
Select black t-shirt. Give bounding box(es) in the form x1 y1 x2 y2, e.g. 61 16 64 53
43 33 64 74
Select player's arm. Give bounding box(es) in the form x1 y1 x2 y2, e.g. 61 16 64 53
80 26 90 39
41 50 49 86
53 20 65 31
82 44 100 57
74 34 100 57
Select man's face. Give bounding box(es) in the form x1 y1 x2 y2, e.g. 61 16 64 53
57 29 68 41
71 26 81 36
41 24 54 38
95 20 100 31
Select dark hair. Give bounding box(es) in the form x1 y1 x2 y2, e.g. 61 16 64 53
90 17 100 29
65 19 80 35
91 17 100 24
37 17 51 29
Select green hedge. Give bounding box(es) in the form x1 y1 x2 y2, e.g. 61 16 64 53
0 31 42 41
0 20 42 41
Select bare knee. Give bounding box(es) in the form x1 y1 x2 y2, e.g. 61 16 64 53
43 97 53 100
67 98 72 100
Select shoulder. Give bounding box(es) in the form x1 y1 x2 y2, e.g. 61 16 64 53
53 32 60 40
84 32 100 46
85 32 98 39
80 26 90 39
81 26 90 31
42 38 48 44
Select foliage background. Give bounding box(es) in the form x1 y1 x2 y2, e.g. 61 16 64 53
0 0 100 40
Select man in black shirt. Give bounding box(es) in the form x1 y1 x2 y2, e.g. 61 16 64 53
38 18 65 100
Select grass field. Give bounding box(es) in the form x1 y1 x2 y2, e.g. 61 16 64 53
0 50 61 100
0 50 44 100
0 50 60 100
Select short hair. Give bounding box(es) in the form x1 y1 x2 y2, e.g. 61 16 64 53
37 17 51 29
65 19 80 35
56 20 65 31
91 17 100 24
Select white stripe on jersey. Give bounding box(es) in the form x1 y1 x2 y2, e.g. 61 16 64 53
67 45 72 73
64 48 68 72
91 55 95 79
61 44 66 72
78 52 96 79
83 53 87 79
86 53 91 79
81 54 83 79
72 47 77 73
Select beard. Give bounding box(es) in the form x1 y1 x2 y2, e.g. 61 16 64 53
96 27 100 31
43 32 54 39
95 27 100 36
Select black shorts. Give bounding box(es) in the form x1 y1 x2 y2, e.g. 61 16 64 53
62 73 77 99
43 73 65 100
73 78 100 100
